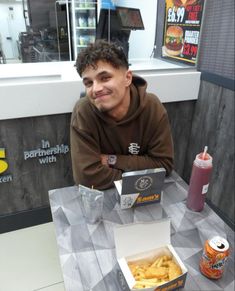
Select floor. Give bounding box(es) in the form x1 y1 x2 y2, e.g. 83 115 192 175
0 222 65 291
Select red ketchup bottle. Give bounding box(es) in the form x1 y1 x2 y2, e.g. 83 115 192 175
186 146 213 211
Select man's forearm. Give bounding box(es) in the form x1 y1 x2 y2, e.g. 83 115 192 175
112 154 173 175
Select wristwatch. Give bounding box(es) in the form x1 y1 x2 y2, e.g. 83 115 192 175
108 155 117 167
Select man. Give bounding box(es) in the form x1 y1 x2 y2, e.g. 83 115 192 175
70 40 174 190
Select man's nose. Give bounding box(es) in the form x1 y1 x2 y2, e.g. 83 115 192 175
93 80 103 92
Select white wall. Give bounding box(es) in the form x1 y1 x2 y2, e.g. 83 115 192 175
116 0 157 59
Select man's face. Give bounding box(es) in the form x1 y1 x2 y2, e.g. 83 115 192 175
82 61 132 118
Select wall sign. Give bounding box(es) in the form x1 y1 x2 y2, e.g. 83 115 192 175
162 0 204 65
0 148 13 183
24 140 69 164
0 139 70 184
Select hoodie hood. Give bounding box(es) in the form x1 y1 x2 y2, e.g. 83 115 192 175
92 74 148 126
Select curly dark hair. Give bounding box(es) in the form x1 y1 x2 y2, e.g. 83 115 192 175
75 40 129 77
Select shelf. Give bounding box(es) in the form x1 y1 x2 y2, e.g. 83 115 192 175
75 7 96 11
76 27 96 29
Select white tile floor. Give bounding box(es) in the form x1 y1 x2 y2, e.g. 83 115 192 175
0 222 65 291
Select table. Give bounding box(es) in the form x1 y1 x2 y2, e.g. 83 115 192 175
49 171 234 291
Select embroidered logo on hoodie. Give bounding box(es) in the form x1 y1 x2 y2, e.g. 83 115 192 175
128 143 140 155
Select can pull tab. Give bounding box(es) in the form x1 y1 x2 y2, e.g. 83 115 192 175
217 243 225 250
209 236 229 252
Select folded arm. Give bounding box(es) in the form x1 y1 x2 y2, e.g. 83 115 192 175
70 109 173 190
101 113 174 175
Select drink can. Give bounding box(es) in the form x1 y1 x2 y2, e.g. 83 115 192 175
200 236 229 279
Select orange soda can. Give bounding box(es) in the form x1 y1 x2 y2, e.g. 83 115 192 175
200 236 229 279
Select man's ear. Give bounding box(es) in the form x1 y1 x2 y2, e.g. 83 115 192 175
125 70 133 87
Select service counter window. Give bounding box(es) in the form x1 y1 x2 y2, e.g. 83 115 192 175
0 0 203 70
0 0 157 64
0 0 155 64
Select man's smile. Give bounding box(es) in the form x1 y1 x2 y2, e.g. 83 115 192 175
94 91 112 100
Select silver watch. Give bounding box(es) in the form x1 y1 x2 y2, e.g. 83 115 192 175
108 155 117 167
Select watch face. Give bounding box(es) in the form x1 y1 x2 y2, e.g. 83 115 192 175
108 155 117 165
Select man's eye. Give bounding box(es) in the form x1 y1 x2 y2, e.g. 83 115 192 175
101 76 111 82
84 81 93 88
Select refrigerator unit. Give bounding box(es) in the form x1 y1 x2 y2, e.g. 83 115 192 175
71 0 97 58
55 0 97 61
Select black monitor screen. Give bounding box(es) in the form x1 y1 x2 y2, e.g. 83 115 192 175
116 6 144 30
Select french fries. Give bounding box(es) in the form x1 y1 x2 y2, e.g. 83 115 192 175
128 254 182 289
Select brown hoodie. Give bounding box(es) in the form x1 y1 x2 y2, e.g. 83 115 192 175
70 75 174 190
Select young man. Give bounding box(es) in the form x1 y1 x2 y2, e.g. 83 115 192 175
70 40 174 190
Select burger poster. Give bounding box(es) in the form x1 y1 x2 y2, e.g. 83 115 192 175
162 0 204 65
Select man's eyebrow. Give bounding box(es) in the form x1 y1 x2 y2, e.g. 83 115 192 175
97 70 111 76
83 70 111 82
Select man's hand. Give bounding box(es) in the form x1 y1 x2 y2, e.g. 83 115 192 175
100 154 109 166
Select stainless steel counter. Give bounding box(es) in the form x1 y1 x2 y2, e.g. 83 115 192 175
49 171 234 291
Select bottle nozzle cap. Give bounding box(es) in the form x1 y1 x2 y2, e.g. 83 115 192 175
195 152 213 167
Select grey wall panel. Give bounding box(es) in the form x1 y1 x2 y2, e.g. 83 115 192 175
0 113 74 216
164 101 195 177
197 0 235 81
183 80 234 224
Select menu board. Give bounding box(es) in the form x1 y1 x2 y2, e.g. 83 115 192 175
162 0 204 65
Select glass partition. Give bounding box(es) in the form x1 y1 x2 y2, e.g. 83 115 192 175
0 0 159 65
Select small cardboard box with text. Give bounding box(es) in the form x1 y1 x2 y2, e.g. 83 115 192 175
114 219 187 291
114 168 166 209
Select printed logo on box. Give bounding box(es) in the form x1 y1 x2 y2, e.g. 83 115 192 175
135 176 153 191
136 193 161 204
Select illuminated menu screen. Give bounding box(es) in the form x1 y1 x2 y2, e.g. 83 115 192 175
162 0 204 65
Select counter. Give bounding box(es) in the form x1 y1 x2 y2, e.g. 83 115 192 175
0 58 200 120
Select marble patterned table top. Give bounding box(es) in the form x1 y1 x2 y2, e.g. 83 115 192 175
49 171 234 291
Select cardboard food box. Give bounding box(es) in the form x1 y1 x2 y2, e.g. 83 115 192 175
114 219 187 291
114 168 166 209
